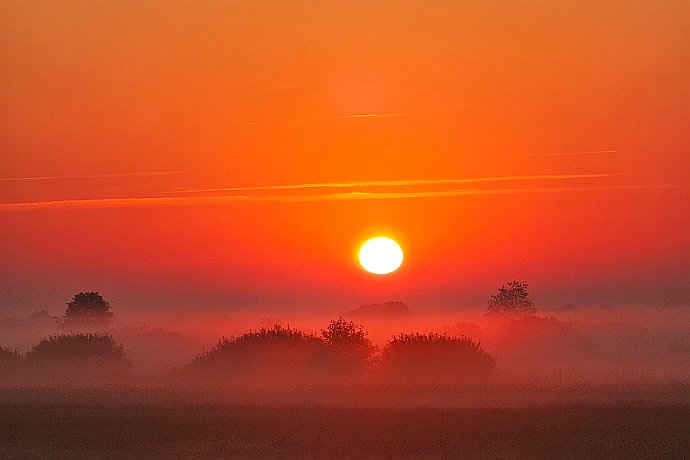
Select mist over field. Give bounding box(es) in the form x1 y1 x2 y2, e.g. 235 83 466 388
2 302 689 458
2 302 689 399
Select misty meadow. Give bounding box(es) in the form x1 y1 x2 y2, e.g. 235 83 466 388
1 289 689 457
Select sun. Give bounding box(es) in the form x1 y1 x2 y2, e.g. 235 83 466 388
359 237 404 275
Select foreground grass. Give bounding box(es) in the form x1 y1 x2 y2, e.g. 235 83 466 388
0 399 688 459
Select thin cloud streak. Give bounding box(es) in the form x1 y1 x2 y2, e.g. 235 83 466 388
339 112 407 119
0 170 189 182
510 150 619 158
0 183 675 212
318 184 674 201
164 173 626 195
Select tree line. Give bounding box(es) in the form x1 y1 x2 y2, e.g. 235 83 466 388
1 318 495 385
1 281 536 384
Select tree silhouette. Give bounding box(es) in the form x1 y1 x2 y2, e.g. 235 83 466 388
63 292 113 327
321 317 377 370
485 281 536 317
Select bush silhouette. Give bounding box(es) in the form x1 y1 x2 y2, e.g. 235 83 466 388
0 345 21 361
321 317 377 371
188 324 329 381
380 332 495 383
187 322 498 385
485 315 587 353
0 346 22 368
0 346 23 383
26 333 131 381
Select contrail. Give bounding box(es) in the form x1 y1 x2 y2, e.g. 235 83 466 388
314 183 674 202
0 170 189 182
339 112 407 119
0 183 675 212
537 150 618 157
491 150 618 158
162 173 627 195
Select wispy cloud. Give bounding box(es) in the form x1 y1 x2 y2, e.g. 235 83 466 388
318 183 674 201
0 183 676 213
0 170 188 182
163 173 625 195
491 150 618 158
339 112 407 119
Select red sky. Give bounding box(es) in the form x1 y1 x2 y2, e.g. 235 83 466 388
1 1 688 317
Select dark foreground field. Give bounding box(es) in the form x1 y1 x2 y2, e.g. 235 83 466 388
1 396 688 458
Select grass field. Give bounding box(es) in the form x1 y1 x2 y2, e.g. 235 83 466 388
1 394 688 458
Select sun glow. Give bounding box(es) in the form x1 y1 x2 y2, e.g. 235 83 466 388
359 237 404 275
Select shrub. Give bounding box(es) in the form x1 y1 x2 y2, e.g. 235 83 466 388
26 333 131 381
484 315 589 357
189 324 329 381
0 346 23 383
0 346 22 368
380 332 495 383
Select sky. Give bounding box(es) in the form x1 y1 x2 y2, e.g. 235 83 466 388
1 1 689 318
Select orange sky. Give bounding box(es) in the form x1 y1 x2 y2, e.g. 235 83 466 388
1 1 688 316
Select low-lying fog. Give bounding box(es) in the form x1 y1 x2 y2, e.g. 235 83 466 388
2 303 688 386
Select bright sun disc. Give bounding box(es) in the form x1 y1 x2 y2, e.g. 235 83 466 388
359 237 403 275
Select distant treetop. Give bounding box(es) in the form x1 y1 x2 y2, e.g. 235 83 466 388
346 301 410 318
485 281 536 317
63 292 113 327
